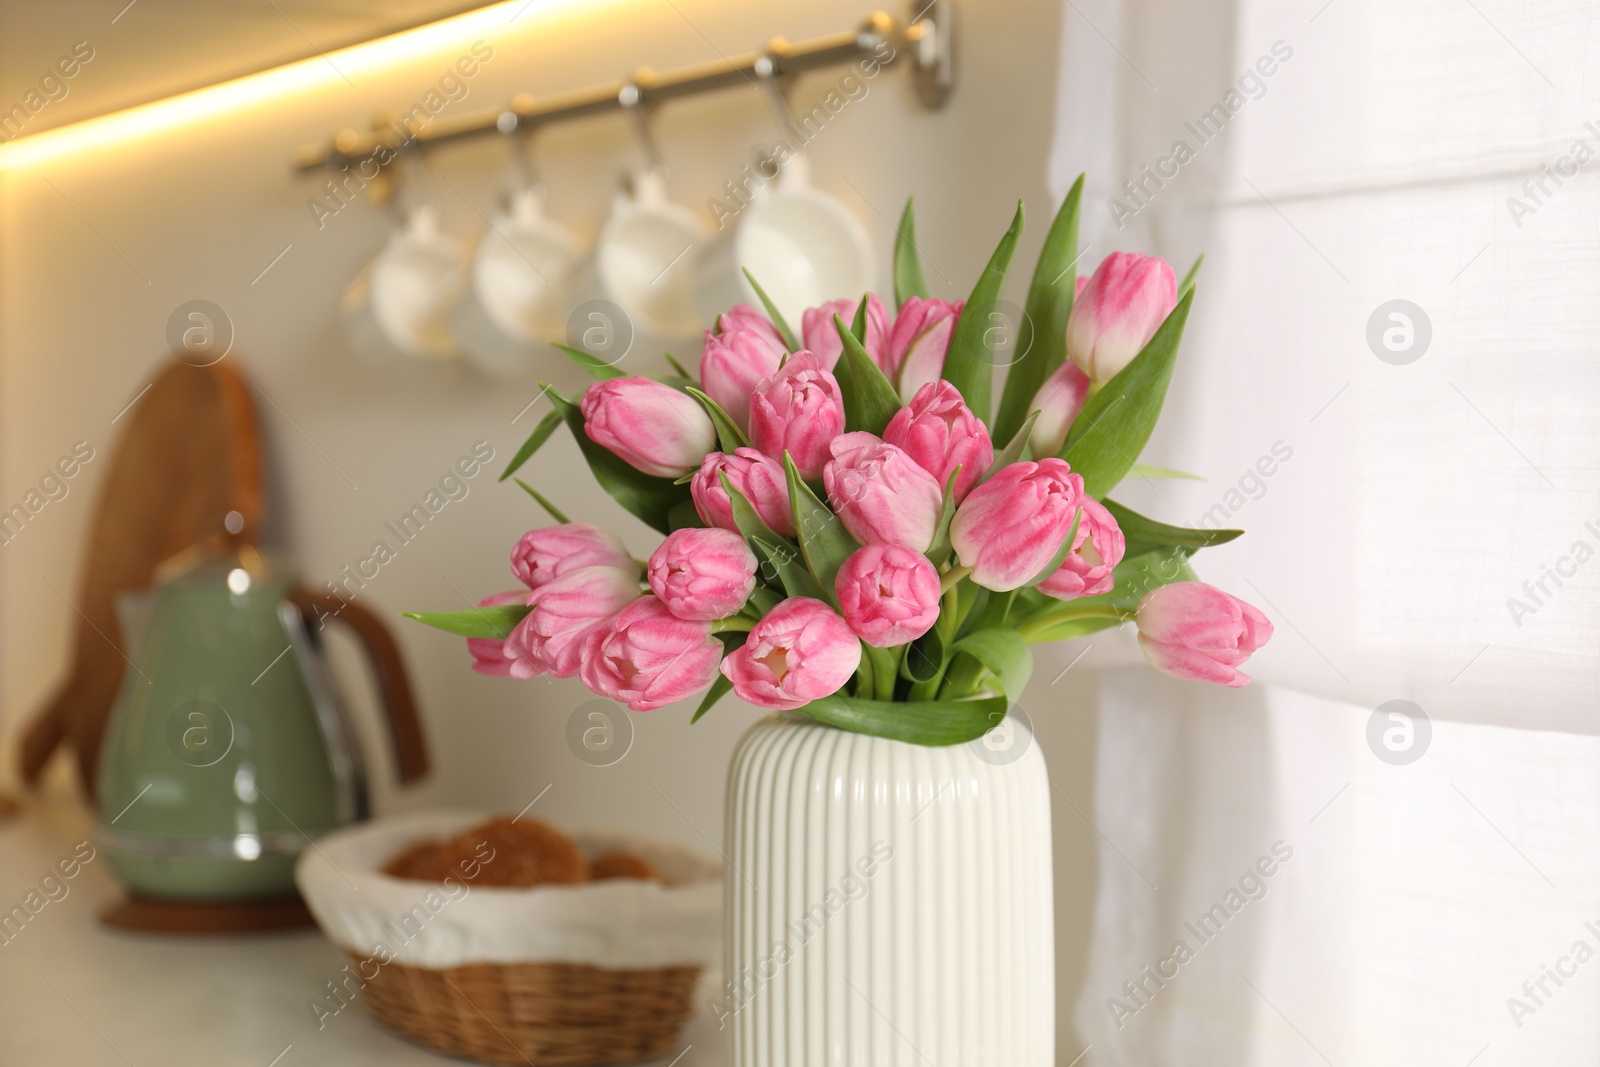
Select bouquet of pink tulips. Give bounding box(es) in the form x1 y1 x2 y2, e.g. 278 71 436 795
410 180 1272 744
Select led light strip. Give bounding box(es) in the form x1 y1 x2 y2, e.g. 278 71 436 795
0 0 603 172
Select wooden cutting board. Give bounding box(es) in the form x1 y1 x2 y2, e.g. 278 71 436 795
17 357 263 796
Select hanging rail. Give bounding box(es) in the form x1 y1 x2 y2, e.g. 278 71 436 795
289 4 953 171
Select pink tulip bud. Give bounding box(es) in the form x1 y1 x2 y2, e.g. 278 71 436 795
468 590 534 676
690 448 796 537
748 352 846 480
579 596 724 711
1026 360 1091 460
835 544 941 648
581 376 717 479
1037 497 1125 601
716 304 787 349
510 523 636 590
1136 582 1272 687
882 380 994 503
823 432 944 552
1066 252 1177 382
801 294 889 372
888 297 963 401
505 566 640 679
949 458 1084 591
647 527 759 621
699 306 786 430
720 597 862 710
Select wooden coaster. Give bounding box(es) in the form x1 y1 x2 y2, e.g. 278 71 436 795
100 894 314 934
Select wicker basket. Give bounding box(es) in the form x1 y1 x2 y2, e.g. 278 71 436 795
351 955 702 1065
297 811 720 1067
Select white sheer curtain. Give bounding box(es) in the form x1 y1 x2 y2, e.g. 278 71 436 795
1046 0 1600 1061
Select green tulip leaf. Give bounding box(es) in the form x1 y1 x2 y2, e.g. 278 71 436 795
553 341 628 380
747 586 784 616
499 408 565 481
719 470 793 553
1127 463 1204 481
1061 287 1194 497
784 452 860 604
994 175 1084 445
1178 252 1204 298
832 313 902 436
1025 507 1082 587
794 691 1009 746
685 386 750 452
403 604 530 639
901 624 947 684
942 200 1025 423
548 386 689 534
751 536 828 601
984 409 1041 479
742 268 800 352
663 352 691 378
689 674 734 725
667 500 704 531
1102 499 1240 558
851 293 870 345
950 627 1033 699
925 466 963 566
894 197 931 306
512 479 570 523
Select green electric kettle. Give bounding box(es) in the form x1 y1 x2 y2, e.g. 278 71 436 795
96 540 428 907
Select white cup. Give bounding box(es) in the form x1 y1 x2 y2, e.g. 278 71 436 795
597 170 706 341
452 188 585 377
692 154 875 329
344 206 468 363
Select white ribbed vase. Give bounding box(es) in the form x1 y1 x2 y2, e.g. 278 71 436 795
720 711 1054 1065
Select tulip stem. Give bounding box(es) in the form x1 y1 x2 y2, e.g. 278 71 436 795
862 645 898 702
711 617 756 634
1016 606 1133 641
939 565 972 594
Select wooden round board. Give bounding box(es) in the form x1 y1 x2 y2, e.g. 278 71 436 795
17 357 263 796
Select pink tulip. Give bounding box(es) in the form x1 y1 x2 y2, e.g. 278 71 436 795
1026 360 1092 460
800 295 889 372
690 448 796 537
579 596 724 711
505 566 640 679
823 432 944 552
1066 252 1177 382
716 304 787 349
581 376 717 479
647 527 758 621
1136 582 1273 687
949 458 1084 591
1037 496 1125 601
882 380 994 503
468 590 534 676
699 306 786 431
888 298 963 401
835 544 941 648
510 523 636 590
748 352 846 480
720 597 861 710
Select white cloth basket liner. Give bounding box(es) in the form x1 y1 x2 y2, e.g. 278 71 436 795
295 809 721 970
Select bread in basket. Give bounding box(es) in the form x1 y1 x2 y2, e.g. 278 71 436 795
296 810 720 1065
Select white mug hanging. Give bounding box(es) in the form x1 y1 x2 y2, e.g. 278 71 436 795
691 58 875 328
595 87 706 343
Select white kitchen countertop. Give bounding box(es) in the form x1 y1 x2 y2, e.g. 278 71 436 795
0 783 725 1066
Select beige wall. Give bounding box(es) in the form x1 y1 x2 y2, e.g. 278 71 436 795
0 0 1104 1044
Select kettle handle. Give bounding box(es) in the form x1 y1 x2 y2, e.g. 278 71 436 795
286 588 430 785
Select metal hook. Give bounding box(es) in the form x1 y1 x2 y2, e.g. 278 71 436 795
753 47 799 139
618 76 667 179
495 102 544 197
